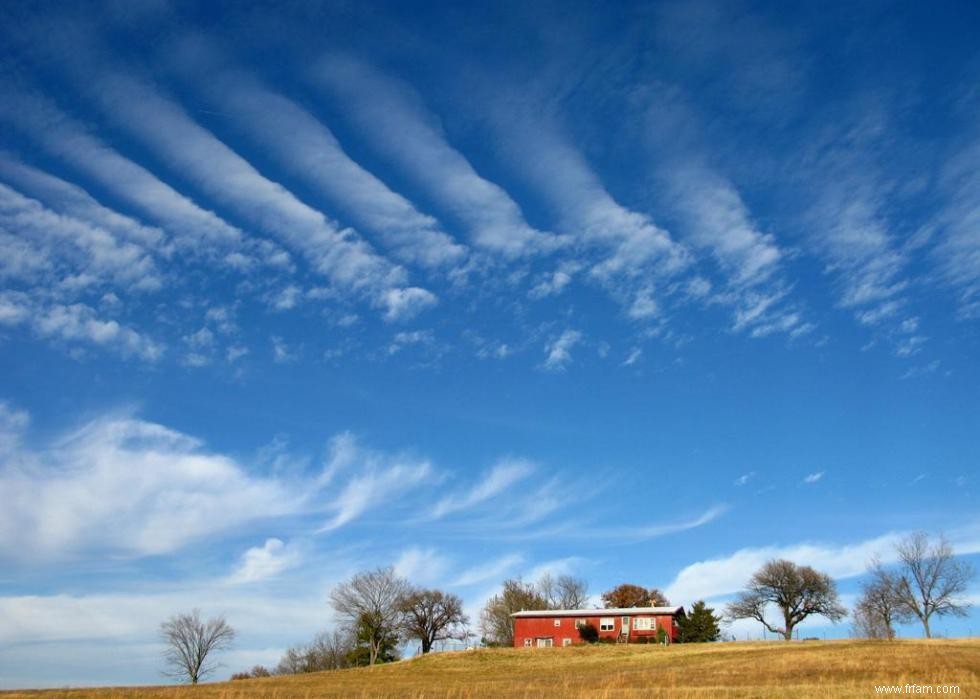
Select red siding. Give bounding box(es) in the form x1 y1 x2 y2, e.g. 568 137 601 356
512 613 678 648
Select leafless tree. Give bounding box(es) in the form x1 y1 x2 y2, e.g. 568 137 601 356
893 532 974 638
160 610 236 684
399 588 468 653
329 566 409 665
276 629 355 674
480 578 548 646
538 574 590 609
853 559 912 639
725 559 847 640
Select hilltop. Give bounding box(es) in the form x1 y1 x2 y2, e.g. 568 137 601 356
3 639 979 698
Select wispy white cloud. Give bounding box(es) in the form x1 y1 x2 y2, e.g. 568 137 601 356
316 436 435 532
734 472 755 486
0 414 298 559
451 553 524 587
80 71 433 319
934 137 980 317
432 458 535 518
393 547 451 585
542 329 583 372
0 154 165 250
0 89 244 256
663 524 980 605
226 538 303 585
803 471 824 484
0 183 161 292
312 55 559 258
182 57 468 270
0 292 164 361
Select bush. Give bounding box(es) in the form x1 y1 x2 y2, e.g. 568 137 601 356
577 622 599 644
656 627 668 645
231 665 272 680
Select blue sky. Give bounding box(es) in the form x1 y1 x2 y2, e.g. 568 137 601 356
1 0 979 687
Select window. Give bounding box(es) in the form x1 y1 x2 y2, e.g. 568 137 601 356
562 638 572 647
523 638 532 647
599 618 615 631
575 618 587 628
536 637 553 648
634 618 655 631
554 619 561 627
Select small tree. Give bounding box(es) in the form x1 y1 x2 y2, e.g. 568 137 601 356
160 610 236 684
601 584 669 608
399 588 469 653
329 567 409 665
577 622 599 643
480 578 548 646
853 560 911 640
276 629 354 674
676 601 721 643
347 613 400 666
725 559 847 640
893 532 975 638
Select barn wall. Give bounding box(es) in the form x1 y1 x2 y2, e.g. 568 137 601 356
512 614 678 648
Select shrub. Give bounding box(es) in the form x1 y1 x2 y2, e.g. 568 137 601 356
656 627 668 645
577 622 599 644
231 665 272 680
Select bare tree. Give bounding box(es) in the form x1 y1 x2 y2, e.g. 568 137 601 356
538 574 590 609
725 559 847 640
160 610 236 684
276 629 354 674
893 532 974 638
853 559 912 640
399 588 468 653
480 578 548 646
329 566 409 665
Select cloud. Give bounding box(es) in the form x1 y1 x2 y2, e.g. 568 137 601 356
734 472 755 486
0 415 299 559
0 293 164 362
393 547 450 585
0 154 165 250
0 183 161 292
226 538 302 585
0 89 243 255
182 59 468 270
380 287 438 322
316 438 434 532
934 137 980 317
663 524 980 605
312 55 559 258
542 330 583 371
432 458 535 518
803 471 824 484
87 72 427 308
451 554 524 587
622 347 642 367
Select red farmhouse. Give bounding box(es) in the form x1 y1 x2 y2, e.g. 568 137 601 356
511 606 685 648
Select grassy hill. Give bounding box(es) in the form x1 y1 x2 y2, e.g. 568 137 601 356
3 639 979 698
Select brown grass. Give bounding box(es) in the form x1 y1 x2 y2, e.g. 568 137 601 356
4 639 978 698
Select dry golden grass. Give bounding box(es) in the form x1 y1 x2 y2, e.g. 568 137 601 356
4 639 978 698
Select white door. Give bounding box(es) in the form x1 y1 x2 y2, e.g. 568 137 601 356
622 616 630 635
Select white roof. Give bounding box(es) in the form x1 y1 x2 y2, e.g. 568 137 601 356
511 606 683 618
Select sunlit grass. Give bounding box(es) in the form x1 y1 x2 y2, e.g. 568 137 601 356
3 639 978 698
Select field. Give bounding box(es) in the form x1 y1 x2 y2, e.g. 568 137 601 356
3 639 978 698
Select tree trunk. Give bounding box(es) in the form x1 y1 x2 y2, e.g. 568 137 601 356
369 641 379 665
783 627 794 641
922 615 931 639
